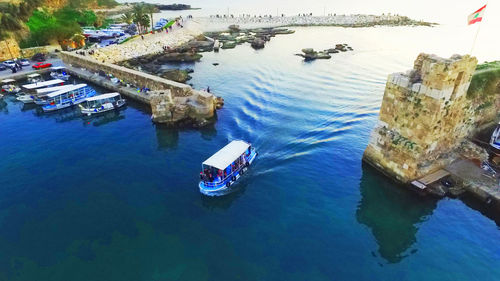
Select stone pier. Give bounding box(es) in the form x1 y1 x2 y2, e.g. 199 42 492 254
60 51 217 126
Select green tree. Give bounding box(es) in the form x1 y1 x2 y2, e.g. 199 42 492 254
132 4 150 33
120 11 134 24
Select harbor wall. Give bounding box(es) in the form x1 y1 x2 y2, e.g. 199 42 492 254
363 53 482 183
60 51 217 126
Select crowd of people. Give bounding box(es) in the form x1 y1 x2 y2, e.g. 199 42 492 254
200 148 252 185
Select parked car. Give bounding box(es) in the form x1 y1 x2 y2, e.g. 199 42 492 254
0 64 6 71
19 58 30 66
32 62 52 69
2 60 16 68
31 53 46 62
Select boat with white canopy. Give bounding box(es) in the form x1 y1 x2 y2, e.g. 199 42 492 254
50 66 70 80
42 84 96 112
33 85 77 105
22 79 65 91
199 140 257 196
79 93 126 116
16 79 65 104
26 73 43 84
1 79 21 94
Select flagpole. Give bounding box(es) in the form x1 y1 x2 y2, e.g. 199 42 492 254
470 23 481 55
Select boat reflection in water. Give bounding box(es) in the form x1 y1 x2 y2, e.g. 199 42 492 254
83 110 125 127
356 163 437 263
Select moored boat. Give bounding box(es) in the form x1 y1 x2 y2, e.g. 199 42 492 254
199 140 257 196
16 79 65 104
50 66 71 80
26 73 43 84
1 79 21 94
490 122 500 154
42 84 96 112
33 85 76 105
79 92 126 116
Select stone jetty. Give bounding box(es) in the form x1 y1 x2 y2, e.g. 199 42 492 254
197 14 435 32
60 51 219 127
364 53 500 209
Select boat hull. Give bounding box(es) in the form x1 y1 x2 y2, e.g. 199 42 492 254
16 95 34 104
81 99 126 116
199 149 257 196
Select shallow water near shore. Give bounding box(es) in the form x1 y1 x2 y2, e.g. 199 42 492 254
1 26 500 280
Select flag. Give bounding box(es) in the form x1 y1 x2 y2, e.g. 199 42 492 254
468 4 487 25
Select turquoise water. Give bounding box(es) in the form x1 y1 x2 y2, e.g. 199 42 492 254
1 26 500 280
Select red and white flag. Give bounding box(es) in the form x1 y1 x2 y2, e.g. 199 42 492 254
468 4 487 25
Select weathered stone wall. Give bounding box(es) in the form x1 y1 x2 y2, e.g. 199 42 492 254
0 38 21 61
364 53 479 183
61 51 193 97
60 51 216 126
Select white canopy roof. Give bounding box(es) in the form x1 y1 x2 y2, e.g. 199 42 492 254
85 92 120 101
203 140 250 170
1 79 15 83
36 85 74 95
46 84 87 98
23 79 64 90
27 73 41 78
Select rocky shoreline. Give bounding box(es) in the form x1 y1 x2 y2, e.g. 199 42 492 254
117 26 296 82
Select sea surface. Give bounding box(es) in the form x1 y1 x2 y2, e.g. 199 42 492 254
1 26 500 280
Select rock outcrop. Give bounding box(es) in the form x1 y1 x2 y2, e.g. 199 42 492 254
296 44 353 61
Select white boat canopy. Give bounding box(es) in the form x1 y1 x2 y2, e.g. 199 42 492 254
85 92 120 101
36 85 75 95
23 79 64 90
27 73 41 78
46 84 87 98
51 66 66 70
1 79 16 83
203 140 250 170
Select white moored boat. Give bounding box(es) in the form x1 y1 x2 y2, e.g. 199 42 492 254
42 84 96 112
1 79 21 94
26 73 43 84
490 122 500 154
50 66 71 80
16 79 65 104
33 85 76 105
199 140 257 196
79 92 126 116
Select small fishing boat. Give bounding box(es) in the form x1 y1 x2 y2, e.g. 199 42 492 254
26 73 43 84
50 66 70 80
490 122 500 154
199 140 257 196
79 92 126 116
1 79 21 94
42 84 96 112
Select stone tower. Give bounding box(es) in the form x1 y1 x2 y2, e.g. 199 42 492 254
363 53 478 183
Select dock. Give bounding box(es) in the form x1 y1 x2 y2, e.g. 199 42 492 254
411 169 450 191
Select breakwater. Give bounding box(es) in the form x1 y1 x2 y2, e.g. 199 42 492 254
60 51 218 126
197 14 434 32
